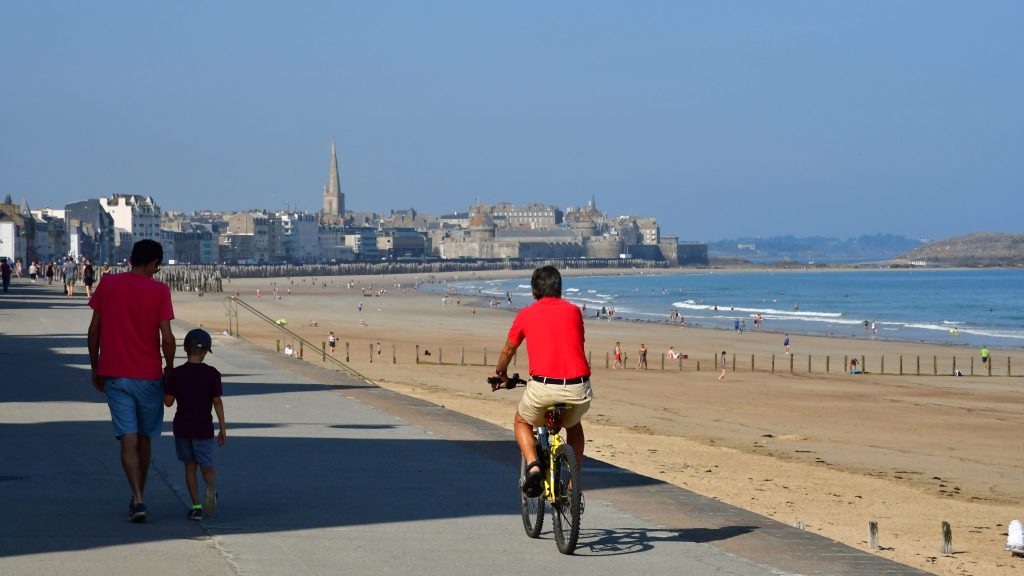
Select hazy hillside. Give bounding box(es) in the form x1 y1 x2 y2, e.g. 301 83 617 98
900 233 1024 266
708 234 924 263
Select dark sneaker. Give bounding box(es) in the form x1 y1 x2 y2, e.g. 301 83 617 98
128 503 148 523
203 487 217 517
187 507 204 521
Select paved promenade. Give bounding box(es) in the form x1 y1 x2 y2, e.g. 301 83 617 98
0 280 932 575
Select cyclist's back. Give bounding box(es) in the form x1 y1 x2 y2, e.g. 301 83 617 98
493 265 592 497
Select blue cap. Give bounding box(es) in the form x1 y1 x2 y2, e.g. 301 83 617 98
184 328 213 353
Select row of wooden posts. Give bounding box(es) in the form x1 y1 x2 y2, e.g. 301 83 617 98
275 339 1018 377
856 520 954 556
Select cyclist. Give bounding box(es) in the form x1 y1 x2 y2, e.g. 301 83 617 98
492 265 592 497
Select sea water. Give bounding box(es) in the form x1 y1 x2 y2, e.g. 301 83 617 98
435 269 1024 348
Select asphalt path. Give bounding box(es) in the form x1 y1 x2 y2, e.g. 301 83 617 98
0 279 932 575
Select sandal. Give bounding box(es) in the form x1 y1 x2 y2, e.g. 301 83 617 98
521 460 544 498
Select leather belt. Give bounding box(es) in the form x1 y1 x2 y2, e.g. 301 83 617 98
532 375 589 385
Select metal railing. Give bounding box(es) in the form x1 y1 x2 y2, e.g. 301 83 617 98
223 296 369 382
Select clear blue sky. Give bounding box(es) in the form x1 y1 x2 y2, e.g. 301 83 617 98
2 1 1021 242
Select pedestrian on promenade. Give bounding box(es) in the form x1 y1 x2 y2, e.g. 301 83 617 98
718 350 728 381
62 257 77 297
0 257 11 293
163 329 226 521
88 239 175 523
82 258 96 298
45 261 55 284
636 343 648 370
784 334 791 355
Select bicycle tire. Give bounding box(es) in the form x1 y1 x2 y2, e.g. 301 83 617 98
551 444 581 554
520 454 544 537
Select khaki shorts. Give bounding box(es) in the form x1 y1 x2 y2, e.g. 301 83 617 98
518 379 593 428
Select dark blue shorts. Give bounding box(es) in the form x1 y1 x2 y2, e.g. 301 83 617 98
175 437 215 467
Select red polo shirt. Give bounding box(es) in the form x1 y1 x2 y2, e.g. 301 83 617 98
508 297 590 379
89 272 174 380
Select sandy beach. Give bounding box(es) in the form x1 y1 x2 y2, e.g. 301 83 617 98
172 271 1024 576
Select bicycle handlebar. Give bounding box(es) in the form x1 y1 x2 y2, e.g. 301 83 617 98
487 373 527 392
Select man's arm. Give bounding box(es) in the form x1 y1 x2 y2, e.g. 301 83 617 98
87 310 104 393
212 397 227 446
159 319 175 379
163 393 175 408
494 337 520 381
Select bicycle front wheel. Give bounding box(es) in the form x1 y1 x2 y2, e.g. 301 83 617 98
520 454 544 538
551 444 581 554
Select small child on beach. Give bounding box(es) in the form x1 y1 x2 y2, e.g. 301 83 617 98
164 329 226 520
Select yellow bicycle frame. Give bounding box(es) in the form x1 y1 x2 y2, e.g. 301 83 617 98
543 430 563 501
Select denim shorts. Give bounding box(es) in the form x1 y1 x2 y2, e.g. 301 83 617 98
175 437 215 467
105 378 164 438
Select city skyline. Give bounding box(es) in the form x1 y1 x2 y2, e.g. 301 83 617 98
2 2 1021 242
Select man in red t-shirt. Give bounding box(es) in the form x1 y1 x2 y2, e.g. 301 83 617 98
493 266 592 497
88 239 175 522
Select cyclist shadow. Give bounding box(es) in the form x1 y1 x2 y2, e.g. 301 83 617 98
572 526 758 557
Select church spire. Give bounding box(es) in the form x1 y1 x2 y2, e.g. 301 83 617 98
322 138 345 217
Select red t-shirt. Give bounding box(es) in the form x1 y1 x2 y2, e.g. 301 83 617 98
507 297 590 379
89 272 174 380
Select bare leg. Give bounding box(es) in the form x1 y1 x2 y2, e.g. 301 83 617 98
566 423 585 469
185 461 200 504
137 435 151 495
200 465 217 491
514 411 539 474
120 434 146 505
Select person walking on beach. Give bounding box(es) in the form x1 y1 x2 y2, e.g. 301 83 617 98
328 331 337 355
871 321 877 336
784 334 791 355
718 350 728 381
863 320 869 337
980 345 990 365
163 329 226 520
613 341 623 369
636 343 648 370
88 239 175 523
491 265 592 498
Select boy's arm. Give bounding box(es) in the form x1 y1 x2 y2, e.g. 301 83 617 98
212 396 227 445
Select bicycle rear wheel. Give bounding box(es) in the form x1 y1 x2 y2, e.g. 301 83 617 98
551 444 581 554
520 454 544 538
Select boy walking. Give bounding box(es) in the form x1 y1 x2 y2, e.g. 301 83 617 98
164 329 226 520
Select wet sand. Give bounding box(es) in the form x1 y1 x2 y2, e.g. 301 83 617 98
174 272 1024 576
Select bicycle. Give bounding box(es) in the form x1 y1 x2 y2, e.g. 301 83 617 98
488 373 583 554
